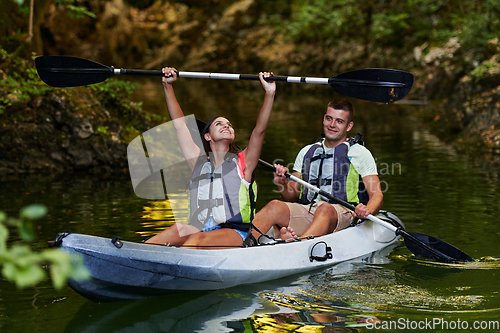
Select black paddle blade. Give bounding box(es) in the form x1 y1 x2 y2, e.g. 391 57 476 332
329 68 414 103
35 56 114 87
403 231 474 262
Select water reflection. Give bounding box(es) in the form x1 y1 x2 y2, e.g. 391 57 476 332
137 196 188 238
63 259 384 333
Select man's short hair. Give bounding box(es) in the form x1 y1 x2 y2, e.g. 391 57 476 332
327 99 354 122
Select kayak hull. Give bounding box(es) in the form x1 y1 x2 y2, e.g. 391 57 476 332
58 218 401 302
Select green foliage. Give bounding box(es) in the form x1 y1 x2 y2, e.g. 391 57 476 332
371 12 410 42
0 48 53 114
56 0 97 19
272 0 500 62
460 1 500 55
89 79 143 121
0 47 159 146
283 0 365 45
0 204 90 289
5 0 95 55
89 79 142 100
96 125 109 135
12 0 97 19
470 61 498 80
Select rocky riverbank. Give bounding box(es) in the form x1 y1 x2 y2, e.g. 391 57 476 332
412 37 500 156
0 60 166 176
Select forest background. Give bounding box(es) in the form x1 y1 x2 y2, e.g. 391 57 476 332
1 0 500 173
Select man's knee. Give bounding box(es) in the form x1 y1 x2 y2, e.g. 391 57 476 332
315 203 337 219
256 200 289 219
265 199 286 211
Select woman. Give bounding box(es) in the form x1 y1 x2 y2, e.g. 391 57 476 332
145 67 276 249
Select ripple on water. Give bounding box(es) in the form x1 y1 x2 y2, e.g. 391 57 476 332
261 261 500 318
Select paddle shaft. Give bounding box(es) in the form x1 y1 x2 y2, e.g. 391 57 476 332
257 160 398 232
257 159 457 259
44 67 407 88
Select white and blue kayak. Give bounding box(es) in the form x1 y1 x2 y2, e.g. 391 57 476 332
53 211 403 302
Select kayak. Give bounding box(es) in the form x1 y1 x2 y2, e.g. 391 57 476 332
53 211 403 302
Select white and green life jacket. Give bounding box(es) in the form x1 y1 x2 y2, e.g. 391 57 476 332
188 152 257 232
298 135 369 205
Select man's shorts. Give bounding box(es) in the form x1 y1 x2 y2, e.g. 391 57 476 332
283 201 354 237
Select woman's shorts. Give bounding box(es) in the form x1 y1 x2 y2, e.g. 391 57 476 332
201 224 249 241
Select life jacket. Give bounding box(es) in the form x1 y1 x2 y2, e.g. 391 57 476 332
298 133 369 206
188 152 257 232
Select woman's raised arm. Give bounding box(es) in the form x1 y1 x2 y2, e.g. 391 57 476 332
242 72 276 182
162 67 201 170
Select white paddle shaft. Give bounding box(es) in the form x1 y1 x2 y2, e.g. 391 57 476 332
287 173 398 233
177 71 330 84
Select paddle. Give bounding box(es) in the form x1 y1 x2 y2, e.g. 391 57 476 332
35 55 414 103
257 159 474 263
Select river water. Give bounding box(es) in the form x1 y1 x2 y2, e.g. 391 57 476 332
1 78 499 332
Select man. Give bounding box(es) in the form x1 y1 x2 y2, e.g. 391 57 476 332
251 99 383 241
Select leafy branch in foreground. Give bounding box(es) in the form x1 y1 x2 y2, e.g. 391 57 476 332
0 204 90 289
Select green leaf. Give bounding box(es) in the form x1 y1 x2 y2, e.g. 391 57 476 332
68 262 91 282
49 261 72 290
0 224 9 253
2 262 18 281
41 248 70 263
2 260 47 289
0 211 6 223
13 0 25 5
68 253 91 281
8 244 32 258
0 205 90 290
18 220 36 242
19 204 48 220
9 244 41 265
42 249 90 289
53 266 74 289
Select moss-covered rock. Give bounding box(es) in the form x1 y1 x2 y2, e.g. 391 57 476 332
414 38 500 154
0 51 167 176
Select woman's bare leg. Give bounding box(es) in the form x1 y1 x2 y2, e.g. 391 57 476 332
144 223 200 246
250 199 292 240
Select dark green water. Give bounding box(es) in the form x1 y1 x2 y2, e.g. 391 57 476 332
1 78 499 332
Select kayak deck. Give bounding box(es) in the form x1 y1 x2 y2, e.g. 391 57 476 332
57 217 402 302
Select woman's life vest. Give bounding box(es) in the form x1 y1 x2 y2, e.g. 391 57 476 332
188 152 257 232
298 135 369 206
